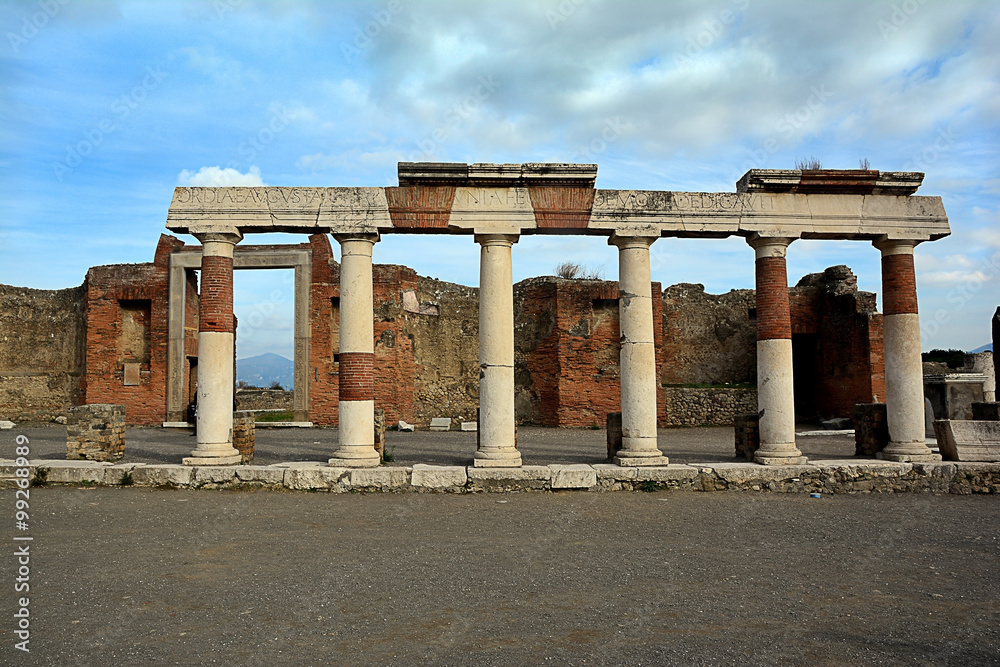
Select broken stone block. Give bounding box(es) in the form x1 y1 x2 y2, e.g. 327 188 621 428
460 421 477 431
820 417 853 430
429 417 452 431
549 464 597 489
0 421 14 430
397 420 415 432
934 420 1000 462
410 464 467 489
54 415 67 425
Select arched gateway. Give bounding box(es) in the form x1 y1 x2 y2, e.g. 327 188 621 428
165 163 949 469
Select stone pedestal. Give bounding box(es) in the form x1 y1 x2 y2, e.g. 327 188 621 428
66 404 125 462
606 411 623 460
474 234 522 467
610 235 667 466
330 235 381 468
734 413 760 461
232 410 255 464
748 236 805 465
875 238 940 462
185 231 242 466
854 403 889 457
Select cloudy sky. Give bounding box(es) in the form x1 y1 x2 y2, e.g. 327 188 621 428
2 0 997 359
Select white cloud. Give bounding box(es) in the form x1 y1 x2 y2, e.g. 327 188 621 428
177 165 265 186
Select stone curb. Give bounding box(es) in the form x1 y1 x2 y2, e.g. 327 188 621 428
0 460 997 495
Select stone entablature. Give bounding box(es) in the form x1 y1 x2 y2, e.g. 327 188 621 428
165 165 949 242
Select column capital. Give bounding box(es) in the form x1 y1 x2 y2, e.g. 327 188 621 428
873 236 919 256
608 234 657 250
191 228 243 246
474 233 519 247
333 232 380 245
747 234 794 258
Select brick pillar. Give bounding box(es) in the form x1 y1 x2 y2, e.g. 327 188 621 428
748 236 805 465
184 230 242 466
474 234 522 467
875 238 940 462
610 235 667 466
329 234 381 468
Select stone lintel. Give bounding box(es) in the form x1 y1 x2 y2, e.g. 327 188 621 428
736 169 924 196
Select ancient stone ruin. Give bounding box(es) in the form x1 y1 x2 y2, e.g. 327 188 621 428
0 163 951 469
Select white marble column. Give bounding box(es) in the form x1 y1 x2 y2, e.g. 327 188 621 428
748 236 806 465
875 238 940 462
610 235 667 466
184 230 242 466
329 234 381 468
474 234 522 468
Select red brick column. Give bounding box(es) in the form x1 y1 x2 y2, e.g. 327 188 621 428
748 236 805 465
875 238 939 461
329 234 381 468
184 230 242 466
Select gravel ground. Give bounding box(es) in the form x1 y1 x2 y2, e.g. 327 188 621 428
11 424 858 467
2 489 997 665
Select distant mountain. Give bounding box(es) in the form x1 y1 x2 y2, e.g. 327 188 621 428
970 343 993 353
237 353 294 389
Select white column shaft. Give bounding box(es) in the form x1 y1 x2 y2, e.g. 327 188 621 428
474 235 521 467
612 236 667 466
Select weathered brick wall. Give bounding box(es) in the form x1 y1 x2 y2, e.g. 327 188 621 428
82 235 184 425
514 277 663 428
790 266 885 419
373 265 418 425
307 234 340 425
0 284 86 422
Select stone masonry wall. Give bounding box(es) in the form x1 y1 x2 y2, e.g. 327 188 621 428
405 275 480 427
235 389 294 411
0 284 86 422
660 283 757 386
662 387 758 426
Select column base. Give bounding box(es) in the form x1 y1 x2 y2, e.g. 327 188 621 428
615 454 668 467
329 449 381 468
878 440 941 463
183 453 241 466
754 454 808 466
877 452 942 463
473 451 522 468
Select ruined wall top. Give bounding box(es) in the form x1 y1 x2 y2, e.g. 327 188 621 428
165 163 949 243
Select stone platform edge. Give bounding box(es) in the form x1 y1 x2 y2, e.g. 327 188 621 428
1 460 998 495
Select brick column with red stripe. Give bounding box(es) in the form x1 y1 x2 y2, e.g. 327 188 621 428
875 238 940 461
184 230 243 466
748 236 806 465
329 234 381 468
